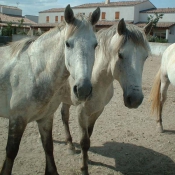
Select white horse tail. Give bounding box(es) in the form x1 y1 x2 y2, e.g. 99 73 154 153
149 68 161 117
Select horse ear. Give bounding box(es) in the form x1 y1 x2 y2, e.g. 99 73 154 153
90 7 100 25
118 18 126 35
144 21 153 35
64 4 75 24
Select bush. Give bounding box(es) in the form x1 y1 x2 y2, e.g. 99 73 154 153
148 36 168 43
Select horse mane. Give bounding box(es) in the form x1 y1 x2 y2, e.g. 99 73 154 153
97 22 150 57
9 37 36 58
9 13 91 58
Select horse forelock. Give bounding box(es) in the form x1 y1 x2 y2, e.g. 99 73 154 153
9 37 36 58
65 13 92 40
97 23 150 58
124 24 150 52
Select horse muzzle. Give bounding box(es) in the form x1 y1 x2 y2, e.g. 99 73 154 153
73 78 92 101
123 92 144 108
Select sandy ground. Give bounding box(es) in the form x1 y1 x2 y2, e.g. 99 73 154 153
0 55 175 175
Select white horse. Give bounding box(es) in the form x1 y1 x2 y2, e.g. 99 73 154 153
0 5 100 175
150 43 175 133
58 19 151 175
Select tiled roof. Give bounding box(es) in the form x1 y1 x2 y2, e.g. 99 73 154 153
74 1 143 8
40 8 65 13
39 1 144 13
0 4 21 10
140 8 175 13
31 23 58 28
0 13 36 26
136 22 175 28
97 20 133 26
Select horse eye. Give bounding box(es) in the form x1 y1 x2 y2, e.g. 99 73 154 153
118 53 123 59
65 41 70 48
94 43 98 49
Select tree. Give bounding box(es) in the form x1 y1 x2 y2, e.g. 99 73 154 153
18 18 24 28
147 12 164 28
2 22 13 36
147 13 166 43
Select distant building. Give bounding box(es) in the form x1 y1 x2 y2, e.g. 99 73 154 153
0 4 22 16
25 15 38 23
34 0 175 43
0 4 36 36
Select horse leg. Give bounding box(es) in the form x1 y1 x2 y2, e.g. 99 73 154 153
61 103 75 154
37 116 58 175
76 105 90 175
88 108 104 138
0 116 27 175
157 75 170 133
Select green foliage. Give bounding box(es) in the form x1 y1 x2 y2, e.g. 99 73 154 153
2 22 13 36
18 18 24 28
148 35 168 43
147 13 164 28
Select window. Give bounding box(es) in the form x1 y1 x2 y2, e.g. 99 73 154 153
46 16 49 23
61 16 64 21
101 12 106 20
115 12 120 20
55 16 58 22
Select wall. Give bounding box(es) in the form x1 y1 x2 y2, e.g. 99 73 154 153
149 42 171 56
39 12 64 23
135 1 155 23
12 34 31 42
25 15 38 23
39 6 135 24
168 25 175 43
1 7 22 16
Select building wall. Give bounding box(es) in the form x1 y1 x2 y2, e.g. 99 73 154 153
1 7 22 16
39 6 135 23
39 12 64 23
25 15 38 23
72 7 135 21
140 13 175 22
168 25 175 43
134 1 155 23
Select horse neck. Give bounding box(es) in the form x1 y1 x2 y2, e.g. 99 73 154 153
92 46 114 86
30 29 69 86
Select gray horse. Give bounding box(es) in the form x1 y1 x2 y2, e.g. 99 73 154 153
0 5 100 175
59 19 151 175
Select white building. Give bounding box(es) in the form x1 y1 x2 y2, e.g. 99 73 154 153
35 0 175 43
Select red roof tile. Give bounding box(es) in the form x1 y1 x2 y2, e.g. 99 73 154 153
40 8 65 13
140 8 175 13
0 13 36 25
39 1 144 13
31 23 58 28
97 20 133 26
136 22 175 28
74 1 143 8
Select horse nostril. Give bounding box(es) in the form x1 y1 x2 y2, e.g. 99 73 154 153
88 86 92 96
127 96 132 106
73 85 78 95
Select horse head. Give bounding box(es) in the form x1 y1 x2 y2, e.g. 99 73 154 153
110 19 150 108
64 5 100 101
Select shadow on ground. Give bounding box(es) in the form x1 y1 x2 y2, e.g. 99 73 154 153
89 141 175 175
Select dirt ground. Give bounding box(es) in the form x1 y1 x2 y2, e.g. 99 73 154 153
0 55 175 175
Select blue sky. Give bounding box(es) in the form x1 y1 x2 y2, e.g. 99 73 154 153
0 0 175 16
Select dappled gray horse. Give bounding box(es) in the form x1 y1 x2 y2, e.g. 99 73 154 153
0 4 100 175
59 19 151 175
